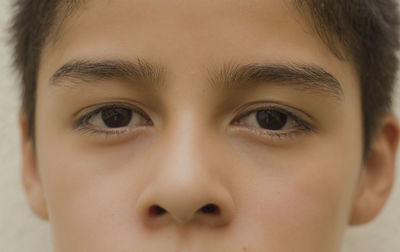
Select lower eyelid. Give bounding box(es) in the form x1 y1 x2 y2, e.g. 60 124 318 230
75 124 150 139
231 125 313 143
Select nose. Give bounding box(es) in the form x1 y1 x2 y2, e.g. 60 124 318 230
136 125 235 228
136 177 235 228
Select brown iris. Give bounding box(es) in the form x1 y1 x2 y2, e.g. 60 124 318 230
101 107 132 128
256 110 288 130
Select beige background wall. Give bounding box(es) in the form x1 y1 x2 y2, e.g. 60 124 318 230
0 0 399 251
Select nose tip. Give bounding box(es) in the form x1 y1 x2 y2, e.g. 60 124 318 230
136 184 235 228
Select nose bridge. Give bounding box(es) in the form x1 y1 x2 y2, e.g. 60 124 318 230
161 106 217 183
136 110 235 227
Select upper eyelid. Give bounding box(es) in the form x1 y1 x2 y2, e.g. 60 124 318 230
233 102 313 122
73 99 152 117
78 103 147 119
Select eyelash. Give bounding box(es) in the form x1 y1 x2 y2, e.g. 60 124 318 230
74 103 315 140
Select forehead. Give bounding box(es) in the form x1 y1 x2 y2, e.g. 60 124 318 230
40 0 358 95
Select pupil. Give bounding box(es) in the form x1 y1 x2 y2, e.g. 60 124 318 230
256 110 287 130
101 107 132 128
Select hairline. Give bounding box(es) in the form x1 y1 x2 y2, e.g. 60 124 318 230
44 0 351 64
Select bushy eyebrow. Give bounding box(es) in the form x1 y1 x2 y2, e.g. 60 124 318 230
50 58 166 89
207 62 344 101
50 58 344 101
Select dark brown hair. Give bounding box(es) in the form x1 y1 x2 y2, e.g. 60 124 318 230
10 0 400 155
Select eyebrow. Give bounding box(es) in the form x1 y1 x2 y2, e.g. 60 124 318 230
50 58 166 89
50 58 344 101
208 62 344 101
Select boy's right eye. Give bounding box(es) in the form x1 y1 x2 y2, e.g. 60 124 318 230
74 104 153 136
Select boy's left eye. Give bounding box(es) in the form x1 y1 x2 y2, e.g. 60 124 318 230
232 104 313 138
237 109 299 131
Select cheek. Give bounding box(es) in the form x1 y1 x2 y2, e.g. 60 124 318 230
231 138 362 250
35 129 153 248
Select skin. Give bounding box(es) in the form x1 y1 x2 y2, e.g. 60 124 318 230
20 0 399 251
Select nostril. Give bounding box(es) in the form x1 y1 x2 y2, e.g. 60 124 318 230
200 204 220 214
149 205 167 216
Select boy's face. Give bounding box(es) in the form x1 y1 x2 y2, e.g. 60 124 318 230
23 0 388 251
